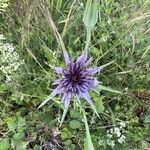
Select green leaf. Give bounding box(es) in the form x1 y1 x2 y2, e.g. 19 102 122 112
94 97 105 113
6 117 17 132
96 85 122 94
38 92 56 109
13 132 25 141
91 104 99 117
6 116 26 133
83 111 94 150
15 142 28 150
70 110 81 118
83 0 98 29
83 0 98 51
61 128 73 140
59 107 68 127
64 139 72 146
16 116 26 132
56 0 62 10
0 139 10 150
69 120 81 129
144 113 150 123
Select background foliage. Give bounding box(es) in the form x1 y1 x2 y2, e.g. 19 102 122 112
0 0 150 149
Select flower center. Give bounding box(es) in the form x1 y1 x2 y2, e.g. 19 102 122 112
71 75 78 82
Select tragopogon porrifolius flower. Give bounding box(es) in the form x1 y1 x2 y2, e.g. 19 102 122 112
38 50 102 111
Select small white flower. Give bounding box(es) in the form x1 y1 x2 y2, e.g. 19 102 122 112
98 140 104 145
119 121 126 128
6 75 12 82
107 19 111 24
107 133 113 138
109 128 113 133
80 3 83 7
0 34 5 40
114 127 121 137
0 36 24 83
107 140 115 147
118 135 126 143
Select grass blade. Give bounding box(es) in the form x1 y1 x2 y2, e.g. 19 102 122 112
83 110 95 150
38 92 55 109
96 85 122 94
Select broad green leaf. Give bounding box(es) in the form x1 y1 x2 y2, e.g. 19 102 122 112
13 132 25 141
83 0 98 29
144 113 150 123
69 120 81 129
17 116 26 132
0 139 10 150
96 85 122 94
95 97 105 113
70 110 80 118
6 116 26 133
64 139 72 146
61 128 73 140
15 142 28 150
6 117 17 132
83 0 98 51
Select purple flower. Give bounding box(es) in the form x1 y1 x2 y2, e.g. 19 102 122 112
38 50 102 110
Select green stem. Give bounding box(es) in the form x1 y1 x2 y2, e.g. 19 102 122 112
80 105 95 150
84 28 92 54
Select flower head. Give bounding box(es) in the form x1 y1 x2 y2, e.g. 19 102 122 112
38 50 102 109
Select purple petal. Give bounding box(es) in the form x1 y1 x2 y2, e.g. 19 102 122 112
76 84 82 93
80 85 88 91
84 57 93 66
76 53 88 64
62 92 68 101
93 78 100 87
69 61 75 74
52 79 62 85
76 94 81 103
81 91 93 105
54 67 63 74
64 92 72 108
86 67 102 75
53 85 64 95
63 50 70 65
87 78 100 90
37 85 64 109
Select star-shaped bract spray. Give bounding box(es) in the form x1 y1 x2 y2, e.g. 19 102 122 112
53 52 102 109
38 50 102 115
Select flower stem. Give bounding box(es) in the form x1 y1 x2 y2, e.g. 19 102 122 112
84 28 91 54
80 105 95 150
